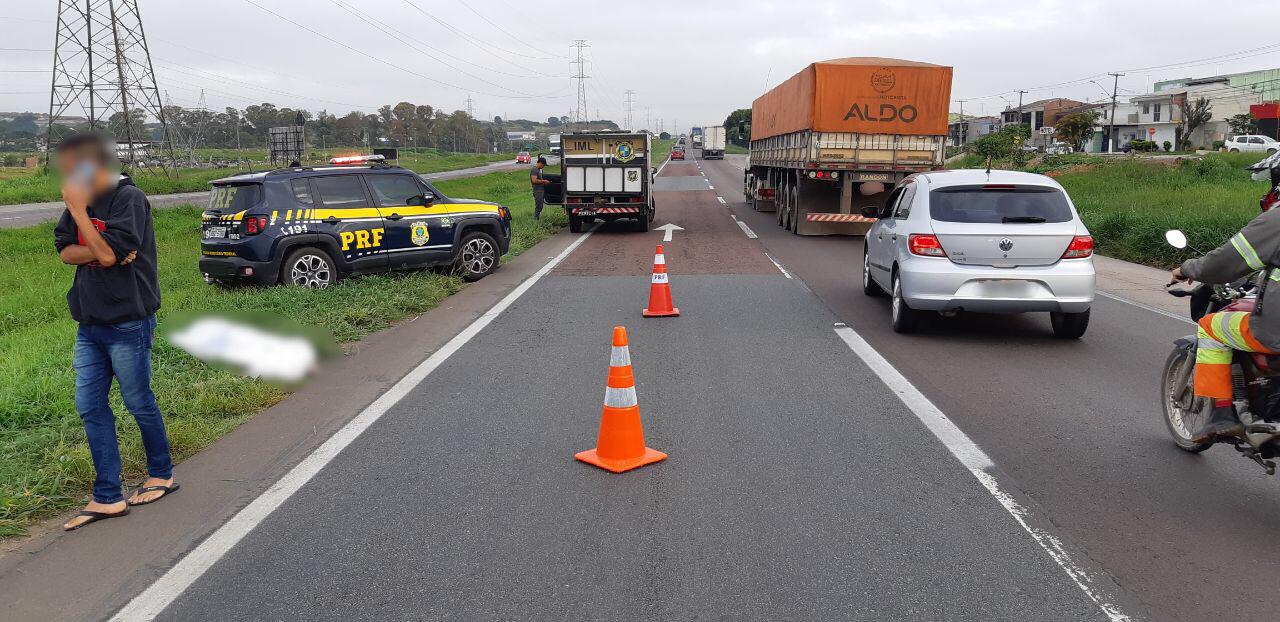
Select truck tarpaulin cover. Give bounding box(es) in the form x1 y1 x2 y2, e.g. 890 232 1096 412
751 57 953 140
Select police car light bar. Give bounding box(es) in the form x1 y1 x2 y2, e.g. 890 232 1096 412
329 154 386 165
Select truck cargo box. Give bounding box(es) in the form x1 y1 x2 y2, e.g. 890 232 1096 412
751 57 952 140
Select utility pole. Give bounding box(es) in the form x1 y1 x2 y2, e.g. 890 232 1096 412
47 0 175 173
1106 72 1124 153
570 40 590 126
624 89 636 130
645 106 651 133
955 99 967 145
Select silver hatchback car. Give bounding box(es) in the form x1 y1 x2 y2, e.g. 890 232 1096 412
861 169 1095 338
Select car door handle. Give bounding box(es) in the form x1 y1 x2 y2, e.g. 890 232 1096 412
323 216 340 224
384 213 403 221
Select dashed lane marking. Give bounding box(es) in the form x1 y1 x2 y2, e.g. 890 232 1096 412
716 197 726 204
832 324 1132 622
764 252 792 279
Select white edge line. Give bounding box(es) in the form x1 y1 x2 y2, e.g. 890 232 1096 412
763 252 792 279
111 230 596 622
655 156 671 177
734 219 758 239
831 324 1131 622
707 185 715 190
716 196 726 204
1096 290 1192 325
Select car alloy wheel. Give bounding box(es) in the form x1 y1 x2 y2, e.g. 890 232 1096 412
460 236 496 276
289 253 333 288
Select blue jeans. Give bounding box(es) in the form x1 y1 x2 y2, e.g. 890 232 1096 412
74 315 173 503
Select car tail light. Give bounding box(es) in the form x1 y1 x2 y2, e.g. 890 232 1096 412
1061 235 1094 259
908 233 946 257
243 215 268 235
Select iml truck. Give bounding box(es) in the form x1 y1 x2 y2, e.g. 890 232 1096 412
744 57 952 235
701 125 726 160
542 130 656 233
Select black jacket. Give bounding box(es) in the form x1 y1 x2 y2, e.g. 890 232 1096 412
53 176 161 325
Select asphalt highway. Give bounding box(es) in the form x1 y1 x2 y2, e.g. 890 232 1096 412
701 153 1280 622
128 154 1122 621
0 156 553 229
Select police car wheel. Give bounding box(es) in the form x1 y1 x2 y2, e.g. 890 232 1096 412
455 231 499 282
282 247 337 289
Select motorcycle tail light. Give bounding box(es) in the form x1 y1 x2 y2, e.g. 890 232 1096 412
908 233 946 257
1062 235 1094 259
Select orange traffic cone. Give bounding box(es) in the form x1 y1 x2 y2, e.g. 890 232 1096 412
642 245 680 318
575 326 667 473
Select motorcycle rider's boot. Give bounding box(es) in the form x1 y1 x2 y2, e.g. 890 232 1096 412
1192 404 1245 443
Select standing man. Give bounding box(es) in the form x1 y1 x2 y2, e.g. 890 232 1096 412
52 133 178 531
530 155 550 221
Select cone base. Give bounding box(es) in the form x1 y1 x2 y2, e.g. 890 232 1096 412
575 447 667 473
642 307 680 318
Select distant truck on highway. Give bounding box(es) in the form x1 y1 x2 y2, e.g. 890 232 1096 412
549 133 562 156
542 130 656 233
701 126 726 160
691 127 704 149
744 57 952 235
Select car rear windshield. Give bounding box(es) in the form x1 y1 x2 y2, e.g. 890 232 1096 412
929 185 1073 224
207 183 262 212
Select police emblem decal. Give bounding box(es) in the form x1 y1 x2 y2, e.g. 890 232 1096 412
411 222 430 246
627 170 639 182
615 142 635 162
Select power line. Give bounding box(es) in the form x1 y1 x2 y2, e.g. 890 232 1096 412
399 0 561 70
240 0 561 101
453 0 566 60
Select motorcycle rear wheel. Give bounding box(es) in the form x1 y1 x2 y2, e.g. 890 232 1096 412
1161 347 1214 453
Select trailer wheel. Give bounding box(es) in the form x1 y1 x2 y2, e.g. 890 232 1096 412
569 216 585 233
790 186 803 235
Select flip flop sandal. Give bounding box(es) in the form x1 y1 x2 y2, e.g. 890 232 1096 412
127 483 181 507
64 508 130 531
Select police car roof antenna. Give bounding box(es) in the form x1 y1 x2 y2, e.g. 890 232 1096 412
985 156 992 178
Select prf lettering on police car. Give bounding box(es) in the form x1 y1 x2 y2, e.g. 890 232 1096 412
340 227 385 251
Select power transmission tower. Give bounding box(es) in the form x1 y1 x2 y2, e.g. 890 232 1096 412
46 0 175 173
623 89 635 130
570 40 589 126
465 94 475 118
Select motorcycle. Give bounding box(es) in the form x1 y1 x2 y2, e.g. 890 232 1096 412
1160 229 1280 473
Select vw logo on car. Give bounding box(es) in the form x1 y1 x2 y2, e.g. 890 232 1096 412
998 238 1014 252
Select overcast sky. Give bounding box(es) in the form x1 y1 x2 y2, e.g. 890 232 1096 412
5 0 1280 131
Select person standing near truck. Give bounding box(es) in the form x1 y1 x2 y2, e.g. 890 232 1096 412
530 155 550 221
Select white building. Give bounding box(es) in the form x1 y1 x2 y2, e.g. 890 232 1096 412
1092 71 1274 152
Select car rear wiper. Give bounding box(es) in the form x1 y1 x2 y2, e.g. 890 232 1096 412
1001 216 1046 223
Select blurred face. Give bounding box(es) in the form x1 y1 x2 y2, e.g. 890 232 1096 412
55 146 113 193
536 161 545 169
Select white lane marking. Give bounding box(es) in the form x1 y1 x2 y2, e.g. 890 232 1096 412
1095 290 1192 325
111 230 597 621
734 218 757 239
708 185 715 190
716 196 726 204
831 324 1131 622
763 252 792 279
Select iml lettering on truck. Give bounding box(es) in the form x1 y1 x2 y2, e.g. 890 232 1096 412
843 103 919 124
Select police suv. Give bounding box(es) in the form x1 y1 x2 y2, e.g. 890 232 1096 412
199 155 512 288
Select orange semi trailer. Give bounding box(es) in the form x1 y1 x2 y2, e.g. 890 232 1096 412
743 57 953 235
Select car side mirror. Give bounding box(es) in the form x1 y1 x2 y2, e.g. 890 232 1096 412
860 206 879 219
408 192 436 206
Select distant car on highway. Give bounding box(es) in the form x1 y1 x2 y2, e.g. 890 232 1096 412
199 154 512 288
516 151 531 163
1226 134 1279 154
671 147 686 160
861 169 1094 338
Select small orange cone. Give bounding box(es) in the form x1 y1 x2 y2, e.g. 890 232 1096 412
642 245 680 318
575 326 667 473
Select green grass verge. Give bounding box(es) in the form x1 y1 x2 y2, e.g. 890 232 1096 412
949 151 1271 267
0 168 562 537
0 148 515 207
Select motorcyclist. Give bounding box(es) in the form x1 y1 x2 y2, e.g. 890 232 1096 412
1172 154 1280 442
